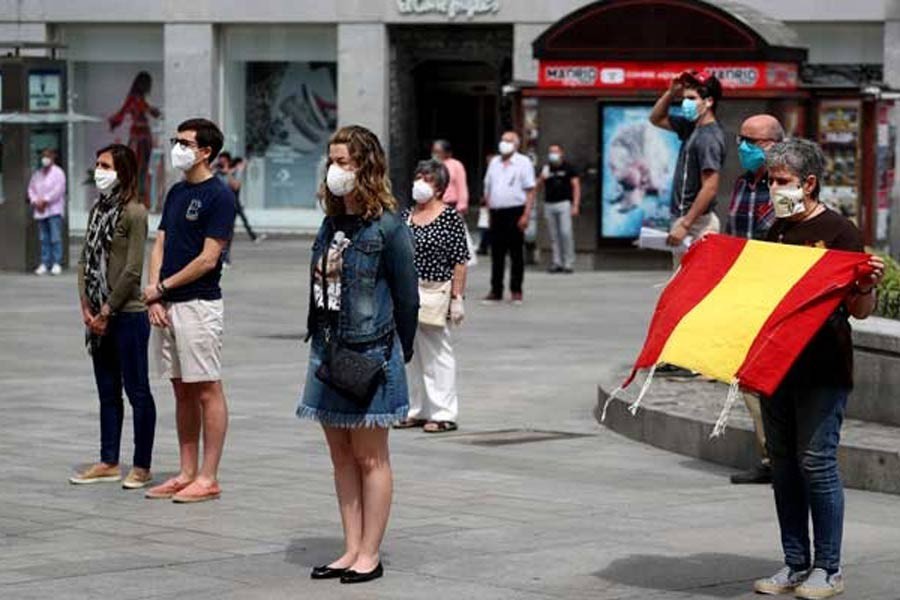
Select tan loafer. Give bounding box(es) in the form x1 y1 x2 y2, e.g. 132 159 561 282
69 463 121 485
122 468 153 490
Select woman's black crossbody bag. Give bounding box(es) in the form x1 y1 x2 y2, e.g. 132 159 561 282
313 232 392 406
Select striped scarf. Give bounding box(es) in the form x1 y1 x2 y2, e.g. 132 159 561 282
82 193 123 314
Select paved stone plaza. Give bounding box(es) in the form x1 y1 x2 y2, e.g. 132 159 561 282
1 239 899 599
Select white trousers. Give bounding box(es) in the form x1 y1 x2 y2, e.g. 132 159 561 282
406 323 458 422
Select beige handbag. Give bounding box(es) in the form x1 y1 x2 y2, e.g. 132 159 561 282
418 279 452 326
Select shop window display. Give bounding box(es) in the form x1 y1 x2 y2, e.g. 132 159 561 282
108 71 162 210
68 62 164 222
600 104 681 239
243 62 337 209
818 100 861 221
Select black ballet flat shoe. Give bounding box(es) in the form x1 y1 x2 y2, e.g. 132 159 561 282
340 562 384 584
310 565 348 580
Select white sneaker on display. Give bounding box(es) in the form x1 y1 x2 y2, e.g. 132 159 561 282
50 264 62 276
34 264 48 276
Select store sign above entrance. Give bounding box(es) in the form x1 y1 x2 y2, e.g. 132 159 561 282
538 61 799 91
396 0 500 19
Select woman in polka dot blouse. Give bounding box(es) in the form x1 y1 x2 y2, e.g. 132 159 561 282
396 159 470 433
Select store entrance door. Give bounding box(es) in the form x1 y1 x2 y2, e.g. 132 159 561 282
388 25 512 211
414 60 498 208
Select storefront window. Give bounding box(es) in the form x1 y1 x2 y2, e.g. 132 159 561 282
222 26 337 228
817 99 861 222
58 25 164 229
875 102 896 247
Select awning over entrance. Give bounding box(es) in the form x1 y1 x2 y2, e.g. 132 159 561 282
531 0 808 94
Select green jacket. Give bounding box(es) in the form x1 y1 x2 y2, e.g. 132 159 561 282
77 199 148 313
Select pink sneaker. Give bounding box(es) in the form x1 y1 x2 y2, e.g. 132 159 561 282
144 477 192 500
172 480 221 504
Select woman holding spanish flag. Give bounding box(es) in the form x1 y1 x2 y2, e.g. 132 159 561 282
753 138 883 599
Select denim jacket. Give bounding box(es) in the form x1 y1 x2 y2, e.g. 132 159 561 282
306 210 419 360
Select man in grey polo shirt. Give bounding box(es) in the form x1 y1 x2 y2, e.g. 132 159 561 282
649 70 726 264
482 131 536 305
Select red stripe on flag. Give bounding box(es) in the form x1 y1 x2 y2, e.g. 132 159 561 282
736 248 871 396
624 235 747 387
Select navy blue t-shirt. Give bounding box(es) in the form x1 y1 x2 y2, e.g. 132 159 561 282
159 176 236 302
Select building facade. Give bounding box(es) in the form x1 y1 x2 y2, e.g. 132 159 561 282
1 0 899 239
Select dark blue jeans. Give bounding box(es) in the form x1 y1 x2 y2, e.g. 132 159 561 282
37 215 63 267
91 311 156 469
761 385 849 572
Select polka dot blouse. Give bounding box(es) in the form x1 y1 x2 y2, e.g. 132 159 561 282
403 206 470 282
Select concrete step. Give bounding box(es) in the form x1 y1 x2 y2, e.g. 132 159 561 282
850 317 900 427
596 369 900 495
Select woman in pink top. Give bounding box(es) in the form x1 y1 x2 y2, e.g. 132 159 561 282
28 148 67 275
431 140 468 214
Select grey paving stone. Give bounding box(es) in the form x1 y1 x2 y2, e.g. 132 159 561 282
1 240 898 599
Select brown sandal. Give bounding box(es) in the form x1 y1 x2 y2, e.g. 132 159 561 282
423 421 458 433
394 418 427 429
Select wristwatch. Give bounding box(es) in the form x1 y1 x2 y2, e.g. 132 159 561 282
156 281 168 297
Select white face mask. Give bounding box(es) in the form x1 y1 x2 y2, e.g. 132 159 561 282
326 163 356 197
41 156 53 168
94 168 118 193
772 186 807 219
412 180 435 204
548 152 561 164
498 141 515 156
170 144 197 171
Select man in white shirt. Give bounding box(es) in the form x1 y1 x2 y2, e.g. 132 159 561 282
481 131 536 304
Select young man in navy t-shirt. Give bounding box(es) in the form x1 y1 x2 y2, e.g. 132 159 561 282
142 118 236 503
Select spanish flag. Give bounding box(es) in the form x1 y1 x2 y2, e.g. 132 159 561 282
604 234 871 434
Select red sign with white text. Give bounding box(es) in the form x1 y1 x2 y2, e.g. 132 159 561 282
538 61 799 91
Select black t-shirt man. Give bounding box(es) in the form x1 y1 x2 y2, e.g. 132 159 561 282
767 208 864 388
542 162 579 204
669 115 726 217
159 176 236 303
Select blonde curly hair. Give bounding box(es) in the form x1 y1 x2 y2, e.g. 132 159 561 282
320 125 397 220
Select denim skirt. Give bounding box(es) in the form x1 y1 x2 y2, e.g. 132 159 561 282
297 332 409 428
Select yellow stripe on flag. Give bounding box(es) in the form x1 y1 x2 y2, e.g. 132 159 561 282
658 241 826 382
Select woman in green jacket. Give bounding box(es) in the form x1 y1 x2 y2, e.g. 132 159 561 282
70 143 156 490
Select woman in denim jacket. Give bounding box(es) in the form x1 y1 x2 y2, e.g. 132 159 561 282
298 125 418 585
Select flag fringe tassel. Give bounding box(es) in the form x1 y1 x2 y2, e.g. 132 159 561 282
711 379 741 439
627 364 657 416
600 365 658 422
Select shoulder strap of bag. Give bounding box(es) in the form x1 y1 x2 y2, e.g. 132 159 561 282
321 227 338 343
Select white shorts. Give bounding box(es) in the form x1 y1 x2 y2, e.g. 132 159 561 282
154 299 224 383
